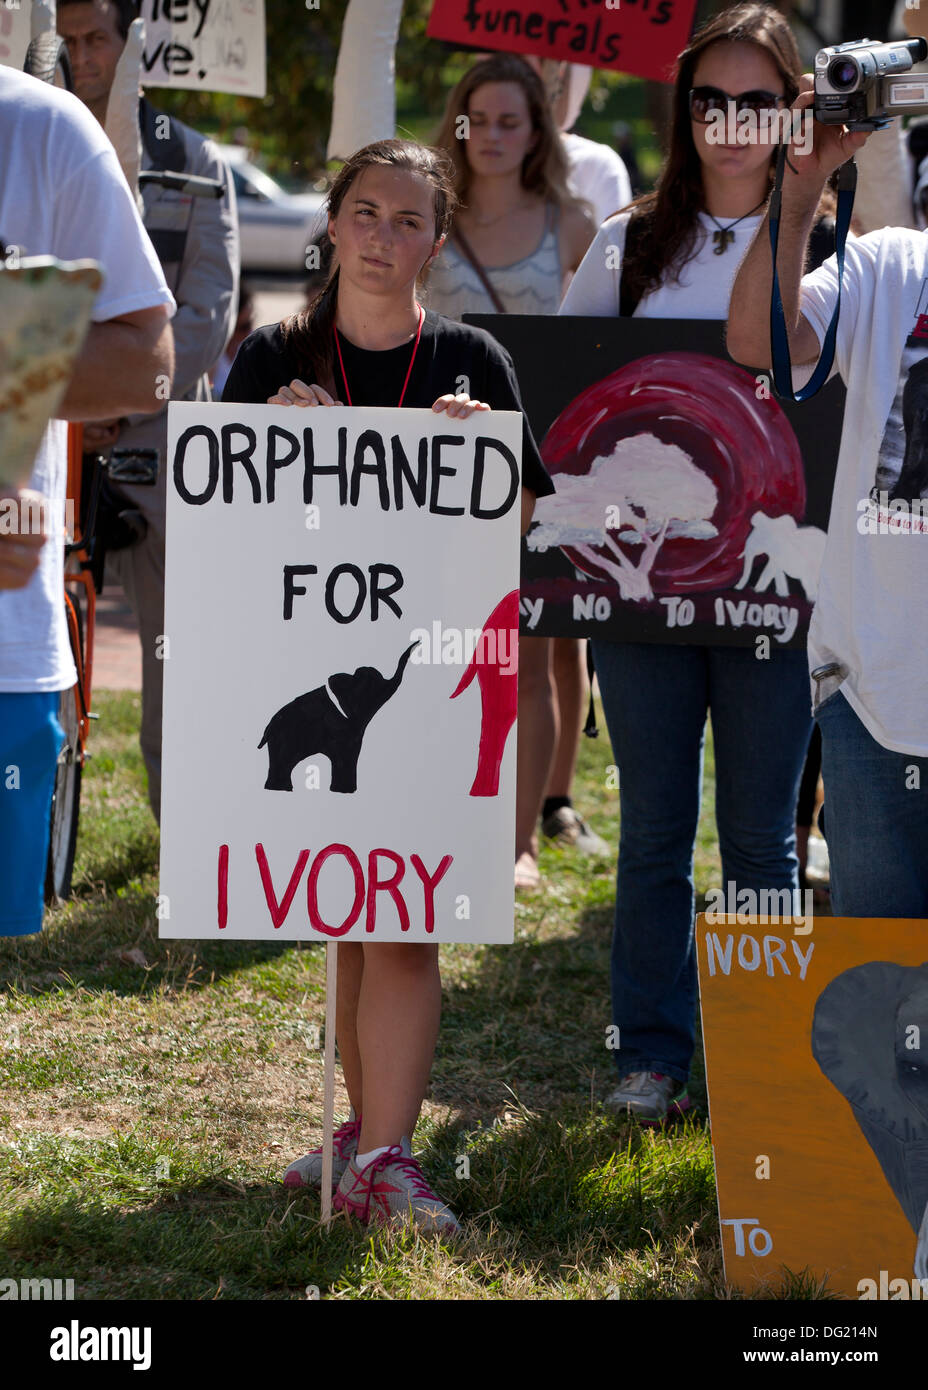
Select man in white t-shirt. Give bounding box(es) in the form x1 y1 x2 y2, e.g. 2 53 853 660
0 67 174 936
728 79 928 917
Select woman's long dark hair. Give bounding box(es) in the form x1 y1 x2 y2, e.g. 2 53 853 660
621 2 804 309
280 140 458 393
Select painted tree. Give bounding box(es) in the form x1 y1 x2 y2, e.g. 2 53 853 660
530 433 719 603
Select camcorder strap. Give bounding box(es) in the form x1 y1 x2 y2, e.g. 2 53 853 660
769 145 857 401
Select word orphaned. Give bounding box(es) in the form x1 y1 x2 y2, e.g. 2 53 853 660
705 883 813 933
703 932 815 980
408 621 518 674
713 596 799 644
172 423 519 519
217 843 454 935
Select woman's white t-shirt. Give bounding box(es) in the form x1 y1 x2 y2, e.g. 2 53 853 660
559 210 765 321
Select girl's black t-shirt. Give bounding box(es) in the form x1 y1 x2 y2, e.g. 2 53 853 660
221 307 555 498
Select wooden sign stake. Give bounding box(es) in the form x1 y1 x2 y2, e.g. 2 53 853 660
320 941 338 1224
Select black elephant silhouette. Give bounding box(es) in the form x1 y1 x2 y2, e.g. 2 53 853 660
258 643 418 793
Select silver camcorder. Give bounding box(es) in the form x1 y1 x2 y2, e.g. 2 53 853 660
814 37 928 130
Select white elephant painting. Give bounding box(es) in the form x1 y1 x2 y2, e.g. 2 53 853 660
735 511 826 602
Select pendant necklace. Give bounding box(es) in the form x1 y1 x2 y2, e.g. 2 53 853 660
333 303 424 407
706 199 766 255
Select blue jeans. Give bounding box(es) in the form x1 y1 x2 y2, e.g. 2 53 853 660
0 692 64 936
816 688 928 916
591 640 813 1085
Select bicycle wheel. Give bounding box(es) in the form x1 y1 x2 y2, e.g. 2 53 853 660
45 597 83 903
24 33 73 91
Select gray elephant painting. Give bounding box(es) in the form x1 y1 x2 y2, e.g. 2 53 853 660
258 643 418 793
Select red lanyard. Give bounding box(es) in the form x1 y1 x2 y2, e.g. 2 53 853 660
333 303 424 408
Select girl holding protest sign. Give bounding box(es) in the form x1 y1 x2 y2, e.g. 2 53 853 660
560 3 836 1122
222 138 553 1235
429 54 602 893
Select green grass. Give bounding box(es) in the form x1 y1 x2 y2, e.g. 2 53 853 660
0 689 825 1300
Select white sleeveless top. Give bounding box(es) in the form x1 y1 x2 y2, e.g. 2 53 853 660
425 204 563 320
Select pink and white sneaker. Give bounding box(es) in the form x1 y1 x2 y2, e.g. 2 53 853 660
283 1115 361 1190
333 1136 461 1237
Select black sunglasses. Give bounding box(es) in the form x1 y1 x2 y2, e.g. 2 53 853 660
689 86 785 121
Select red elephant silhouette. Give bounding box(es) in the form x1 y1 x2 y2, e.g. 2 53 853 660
450 589 519 797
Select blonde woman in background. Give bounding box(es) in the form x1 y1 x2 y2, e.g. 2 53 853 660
429 53 598 890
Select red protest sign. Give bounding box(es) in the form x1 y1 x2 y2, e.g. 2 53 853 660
426 0 698 84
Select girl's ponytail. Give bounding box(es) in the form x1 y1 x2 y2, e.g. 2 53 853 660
282 264 341 397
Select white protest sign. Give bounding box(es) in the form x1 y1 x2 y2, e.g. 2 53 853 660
159 403 523 944
0 0 32 70
139 0 266 97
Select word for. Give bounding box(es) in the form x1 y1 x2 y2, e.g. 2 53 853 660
50 1322 151 1371
713 597 800 644
703 932 815 980
704 106 813 158
0 496 73 539
283 563 403 623
857 1272 928 1300
217 843 454 935
407 622 518 675
457 0 672 69
0 1278 74 1300
172 424 519 519
721 1217 772 1256
704 884 813 933
857 493 928 535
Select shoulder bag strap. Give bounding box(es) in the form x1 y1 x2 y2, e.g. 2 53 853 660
452 225 508 314
618 215 643 318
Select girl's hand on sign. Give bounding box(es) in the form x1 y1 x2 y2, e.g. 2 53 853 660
432 393 492 419
268 380 343 407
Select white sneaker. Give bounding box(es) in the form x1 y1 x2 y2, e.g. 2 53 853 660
541 806 609 856
604 1071 691 1121
805 835 830 886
